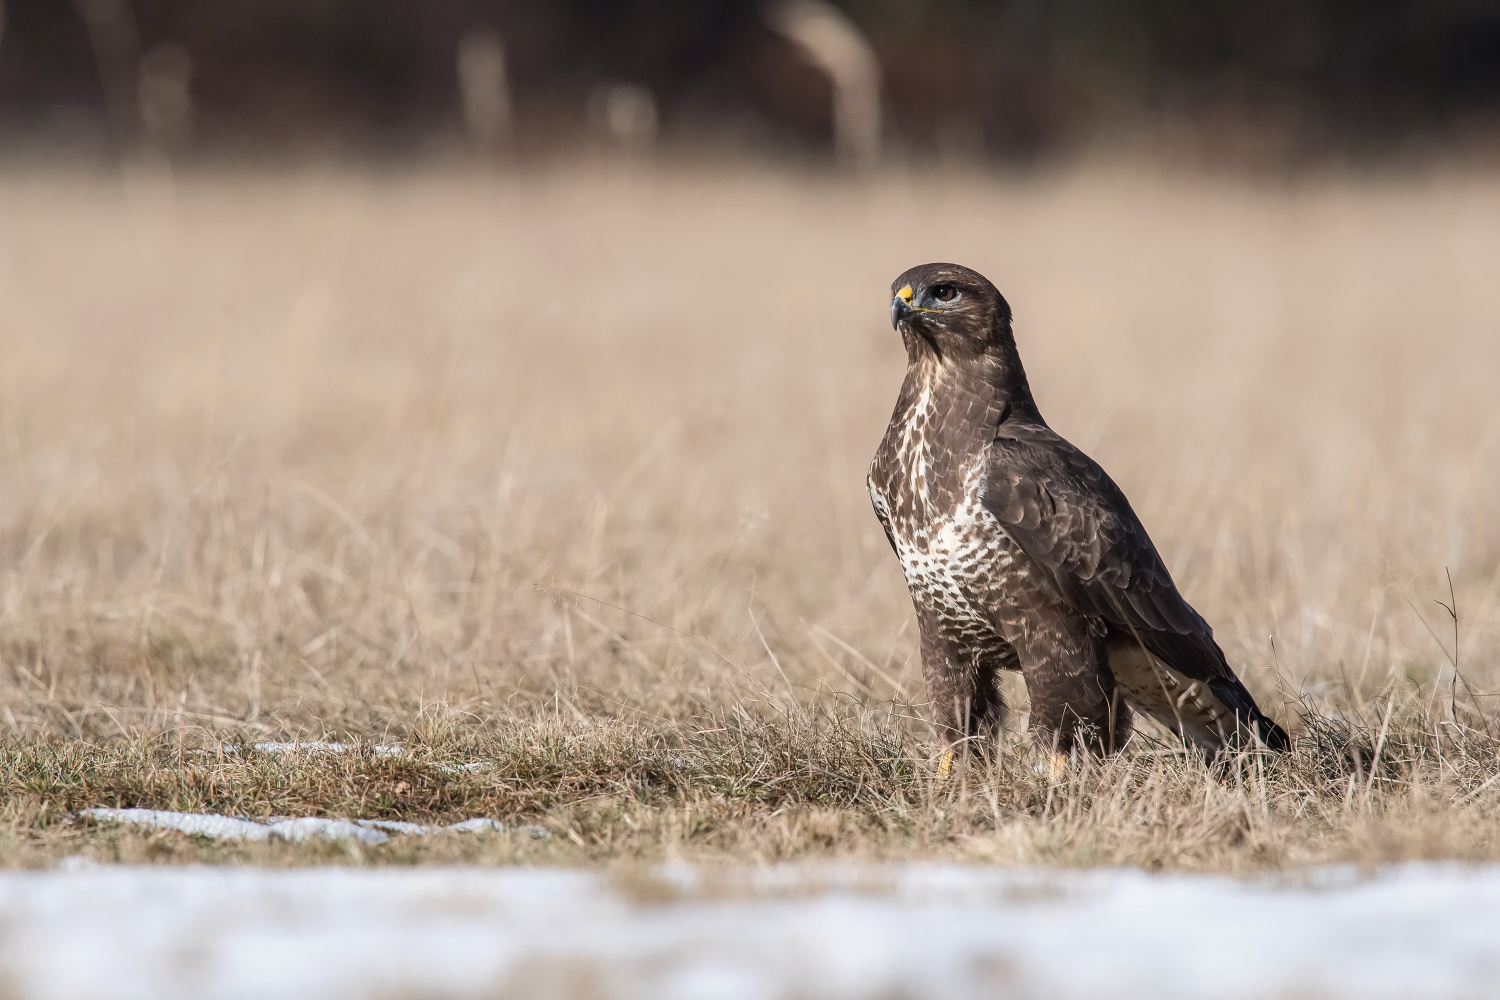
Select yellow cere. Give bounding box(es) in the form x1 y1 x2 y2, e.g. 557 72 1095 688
897 284 941 314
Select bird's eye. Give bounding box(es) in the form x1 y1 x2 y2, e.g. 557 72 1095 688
931 284 957 302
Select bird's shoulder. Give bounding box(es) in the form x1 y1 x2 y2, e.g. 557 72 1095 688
981 420 1205 635
982 421 1139 556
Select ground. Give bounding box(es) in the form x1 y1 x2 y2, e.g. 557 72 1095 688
1 159 1499 870
8 863 1500 999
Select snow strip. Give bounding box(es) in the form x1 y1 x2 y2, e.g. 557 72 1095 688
356 819 430 835
77 809 271 842
435 761 493 774
245 741 490 774
79 808 526 843
251 741 405 757
267 817 388 845
1 862 1497 999
444 818 506 834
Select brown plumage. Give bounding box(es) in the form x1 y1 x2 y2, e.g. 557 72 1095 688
867 263 1288 756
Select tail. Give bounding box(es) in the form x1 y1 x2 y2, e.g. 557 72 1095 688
1139 627 1292 753
1207 674 1290 752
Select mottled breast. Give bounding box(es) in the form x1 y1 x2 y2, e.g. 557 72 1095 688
869 367 1034 661
870 457 1027 637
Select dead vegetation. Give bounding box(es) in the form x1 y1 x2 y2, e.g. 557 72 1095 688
0 161 1498 869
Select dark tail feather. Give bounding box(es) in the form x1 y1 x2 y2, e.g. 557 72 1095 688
1140 628 1292 753
1208 676 1290 752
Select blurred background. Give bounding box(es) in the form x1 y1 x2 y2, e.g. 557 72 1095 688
2 0 1500 761
4 0 1500 167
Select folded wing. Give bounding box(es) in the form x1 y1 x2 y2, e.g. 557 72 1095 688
982 423 1288 751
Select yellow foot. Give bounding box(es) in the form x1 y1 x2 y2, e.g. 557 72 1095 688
937 749 955 781
1034 752 1069 782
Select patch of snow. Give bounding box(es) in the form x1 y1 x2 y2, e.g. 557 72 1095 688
79 808 272 842
80 808 517 843
267 817 389 845
0 863 1497 999
356 819 431 835
251 741 404 758
434 761 492 774
444 818 505 834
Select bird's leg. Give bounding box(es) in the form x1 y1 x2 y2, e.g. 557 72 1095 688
1012 607 1131 756
965 651 1007 739
916 607 978 746
1031 727 1070 782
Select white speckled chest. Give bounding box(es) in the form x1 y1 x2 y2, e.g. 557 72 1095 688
871 465 1014 614
868 385 1030 654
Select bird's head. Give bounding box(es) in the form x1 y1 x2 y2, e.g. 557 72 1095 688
889 263 1013 363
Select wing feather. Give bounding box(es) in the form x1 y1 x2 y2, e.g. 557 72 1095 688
983 427 1203 641
982 423 1287 750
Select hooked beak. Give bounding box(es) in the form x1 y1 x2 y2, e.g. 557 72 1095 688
890 285 914 329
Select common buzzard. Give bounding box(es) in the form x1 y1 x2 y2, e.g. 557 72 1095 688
868 263 1288 757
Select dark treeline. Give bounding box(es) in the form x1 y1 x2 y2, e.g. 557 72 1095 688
3 0 1500 160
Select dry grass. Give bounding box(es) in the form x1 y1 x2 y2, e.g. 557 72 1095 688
1 159 1499 870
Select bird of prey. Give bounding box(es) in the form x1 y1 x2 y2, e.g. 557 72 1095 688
867 263 1288 757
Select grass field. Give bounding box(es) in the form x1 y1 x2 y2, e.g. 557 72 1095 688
1 160 1499 870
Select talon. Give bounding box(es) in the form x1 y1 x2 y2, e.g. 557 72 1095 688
1047 752 1069 782
937 749 954 781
